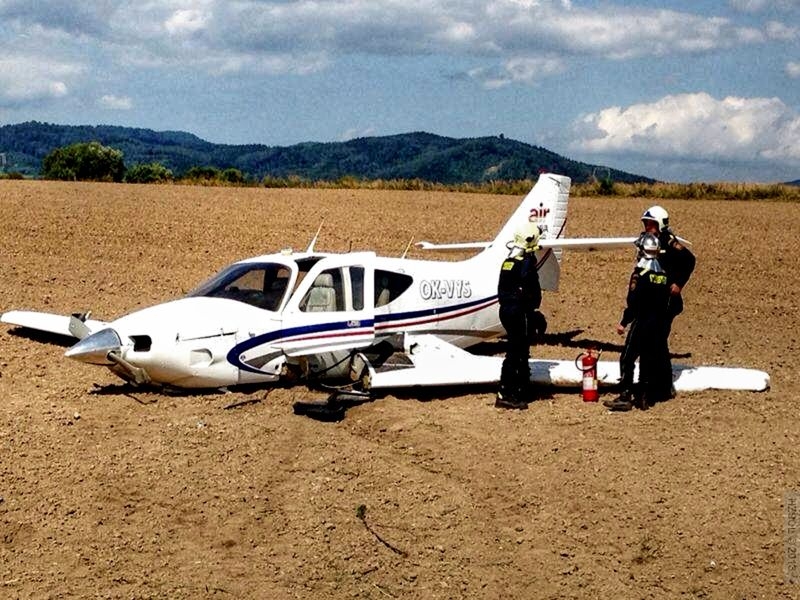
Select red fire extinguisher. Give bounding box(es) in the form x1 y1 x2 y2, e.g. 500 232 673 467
575 348 600 402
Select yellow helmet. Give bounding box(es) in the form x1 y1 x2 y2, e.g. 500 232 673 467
512 222 541 253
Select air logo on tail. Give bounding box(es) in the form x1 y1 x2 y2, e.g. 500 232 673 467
529 205 550 220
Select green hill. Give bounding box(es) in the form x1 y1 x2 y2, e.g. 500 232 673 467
0 121 654 184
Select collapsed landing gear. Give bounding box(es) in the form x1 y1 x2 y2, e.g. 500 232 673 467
292 390 372 422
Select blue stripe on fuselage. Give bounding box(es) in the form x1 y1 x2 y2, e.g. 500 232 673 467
374 294 496 325
227 294 498 374
227 319 373 373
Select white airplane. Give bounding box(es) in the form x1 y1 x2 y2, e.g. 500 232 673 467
1 173 769 399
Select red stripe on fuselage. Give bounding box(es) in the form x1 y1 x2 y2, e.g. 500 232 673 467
375 297 498 332
282 328 374 344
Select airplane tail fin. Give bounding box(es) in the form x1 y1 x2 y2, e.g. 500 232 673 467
473 173 571 291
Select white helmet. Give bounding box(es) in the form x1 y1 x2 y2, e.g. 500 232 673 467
641 205 669 232
636 233 663 272
510 221 541 254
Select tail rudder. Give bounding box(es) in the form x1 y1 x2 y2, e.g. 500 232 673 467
533 174 569 290
475 173 570 292
489 173 570 254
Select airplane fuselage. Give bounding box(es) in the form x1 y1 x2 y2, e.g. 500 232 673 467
64 249 508 388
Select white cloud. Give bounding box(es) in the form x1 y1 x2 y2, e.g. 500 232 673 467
469 56 565 88
787 61 800 77
0 55 79 103
570 92 800 165
48 82 68 97
729 0 800 12
98 94 133 110
535 8 764 59
340 127 377 141
0 0 116 36
19 1 762 77
765 20 798 40
0 1 781 80
164 9 209 36
436 21 477 45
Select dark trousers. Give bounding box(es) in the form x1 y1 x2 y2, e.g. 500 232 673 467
619 317 672 400
666 294 683 337
499 303 533 401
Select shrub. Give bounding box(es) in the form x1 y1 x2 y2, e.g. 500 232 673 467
125 162 173 184
220 168 246 184
41 141 125 182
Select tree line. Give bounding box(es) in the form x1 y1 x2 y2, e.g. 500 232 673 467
6 140 797 202
36 141 246 184
2 122 652 184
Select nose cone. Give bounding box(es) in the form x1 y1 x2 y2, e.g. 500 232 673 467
65 328 122 365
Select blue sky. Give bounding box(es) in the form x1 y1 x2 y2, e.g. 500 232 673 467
0 0 798 182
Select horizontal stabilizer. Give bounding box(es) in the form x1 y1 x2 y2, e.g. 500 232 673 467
414 241 489 252
414 237 638 253
539 237 636 250
1 310 107 339
364 337 770 393
415 236 689 253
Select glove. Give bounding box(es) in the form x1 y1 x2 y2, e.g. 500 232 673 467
528 310 547 342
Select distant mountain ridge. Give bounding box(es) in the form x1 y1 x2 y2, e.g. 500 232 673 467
0 120 653 184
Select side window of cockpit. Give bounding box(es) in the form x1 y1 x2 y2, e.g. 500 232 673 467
211 266 291 310
375 270 413 307
300 268 344 312
263 266 291 311
291 257 322 296
349 266 365 311
221 269 266 307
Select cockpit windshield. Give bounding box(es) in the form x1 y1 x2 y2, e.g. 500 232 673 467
187 262 294 311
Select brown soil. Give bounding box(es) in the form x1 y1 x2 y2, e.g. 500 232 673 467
0 180 796 599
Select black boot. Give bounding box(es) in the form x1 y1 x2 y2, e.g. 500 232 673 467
603 389 633 411
495 390 528 410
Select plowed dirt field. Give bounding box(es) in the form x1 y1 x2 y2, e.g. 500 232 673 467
0 180 796 599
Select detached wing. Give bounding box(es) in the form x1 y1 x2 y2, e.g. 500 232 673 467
362 336 620 389
362 335 769 393
1 310 108 340
671 364 769 392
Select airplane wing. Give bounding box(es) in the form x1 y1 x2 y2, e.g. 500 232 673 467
541 235 692 249
414 241 489 251
1 310 108 340
539 237 636 250
362 335 769 393
414 237 640 252
415 236 691 252
361 336 616 389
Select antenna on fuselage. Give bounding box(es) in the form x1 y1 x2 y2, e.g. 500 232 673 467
306 218 325 253
400 237 414 259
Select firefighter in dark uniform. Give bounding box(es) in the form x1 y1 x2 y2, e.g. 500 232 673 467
496 222 544 410
639 205 696 336
605 233 673 411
